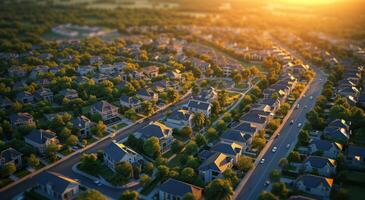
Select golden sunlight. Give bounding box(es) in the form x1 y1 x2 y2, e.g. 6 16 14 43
278 0 340 5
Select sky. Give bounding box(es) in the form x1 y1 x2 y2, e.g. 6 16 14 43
275 0 341 5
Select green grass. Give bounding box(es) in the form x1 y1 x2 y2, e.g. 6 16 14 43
60 148 74 156
343 184 363 200
167 154 184 168
0 177 13 188
112 123 127 130
14 169 31 178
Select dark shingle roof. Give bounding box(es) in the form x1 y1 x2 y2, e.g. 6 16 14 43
159 178 202 199
304 156 336 168
198 152 232 172
138 121 171 139
296 175 333 189
233 122 257 135
167 109 191 121
310 139 341 151
92 100 117 112
187 100 210 110
37 171 79 194
104 142 134 162
211 142 242 156
221 129 250 144
347 145 365 158
0 148 22 163
25 129 56 144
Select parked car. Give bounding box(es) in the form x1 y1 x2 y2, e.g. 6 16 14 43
264 180 270 186
290 120 294 125
260 159 265 164
272 146 277 152
297 123 302 128
286 144 291 149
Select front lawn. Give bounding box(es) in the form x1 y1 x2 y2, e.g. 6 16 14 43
112 123 127 130
14 169 31 178
0 177 13 188
343 184 363 200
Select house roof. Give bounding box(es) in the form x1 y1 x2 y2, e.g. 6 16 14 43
187 100 211 111
120 95 140 105
221 129 251 144
104 142 137 162
323 127 350 141
137 88 154 97
142 65 159 74
197 150 215 160
233 122 257 135
59 88 78 97
16 91 33 99
35 88 53 97
328 119 349 130
199 152 232 172
71 115 91 129
167 109 191 121
296 175 333 189
0 148 22 163
37 171 79 194
92 100 117 113
138 121 171 139
240 110 269 124
158 178 203 199
9 112 33 123
25 129 56 145
347 145 365 158
304 156 336 168
310 139 343 151
211 142 243 156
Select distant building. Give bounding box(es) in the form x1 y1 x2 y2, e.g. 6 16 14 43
187 100 212 117
0 148 22 169
308 139 343 159
35 171 80 200
294 175 333 197
70 116 92 138
90 100 119 121
165 109 193 129
103 142 142 172
24 129 58 154
158 178 203 200
9 112 34 128
302 156 336 177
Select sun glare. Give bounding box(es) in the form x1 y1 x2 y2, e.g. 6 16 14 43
279 0 339 5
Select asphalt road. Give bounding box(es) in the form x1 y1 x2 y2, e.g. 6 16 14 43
1 94 192 200
235 68 327 200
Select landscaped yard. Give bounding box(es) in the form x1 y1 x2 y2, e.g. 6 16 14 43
162 150 175 159
14 169 31 178
112 123 127 130
343 184 363 200
0 177 13 188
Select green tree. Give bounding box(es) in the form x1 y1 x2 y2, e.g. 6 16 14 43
195 134 207 147
171 140 184 154
66 135 78 146
236 155 253 172
223 169 239 187
143 136 160 158
180 167 196 183
180 126 193 138
298 129 310 145
211 101 221 115
119 190 139 200
216 120 227 132
193 112 205 129
26 154 40 168
76 189 108 200
143 162 154 175
207 127 218 140
271 182 288 198
252 136 266 152
1 162 16 177
270 169 281 181
139 174 151 187
157 165 170 180
185 141 198 155
91 121 107 137
115 161 133 179
204 179 233 200
287 151 301 163
258 191 279 200
183 193 197 200
141 101 154 116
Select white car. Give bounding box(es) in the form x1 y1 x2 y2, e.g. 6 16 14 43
272 146 277 152
310 96 313 100
297 123 302 128
94 180 102 186
286 144 291 149
260 159 265 164
264 180 270 186
290 120 294 125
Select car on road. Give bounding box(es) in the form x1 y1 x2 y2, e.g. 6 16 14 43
290 120 294 125
296 104 300 109
310 96 313 99
304 105 308 108
260 159 265 164
264 180 270 186
286 144 291 149
272 146 277 152
94 180 102 186
297 123 302 128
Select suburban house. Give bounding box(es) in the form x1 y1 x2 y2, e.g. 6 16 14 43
24 129 58 154
258 97 281 112
239 109 271 130
9 112 34 128
70 116 92 138
0 148 22 169
187 100 212 117
103 142 143 172
302 156 336 177
90 100 119 121
211 141 243 162
136 88 158 102
165 70 183 82
198 152 233 183
220 129 252 147
345 145 365 169
165 109 193 129
16 91 34 104
308 139 343 159
142 65 159 78
323 126 350 144
233 122 258 136
35 88 54 102
193 87 217 103
76 65 94 76
119 95 142 111
135 121 174 153
35 171 80 200
294 175 333 198
59 89 79 100
158 178 203 200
